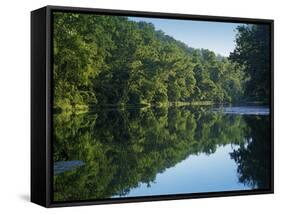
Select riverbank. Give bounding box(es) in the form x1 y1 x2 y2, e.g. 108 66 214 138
54 100 269 114
54 101 215 114
88 101 215 110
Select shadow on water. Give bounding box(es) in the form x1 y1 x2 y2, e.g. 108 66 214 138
52 106 270 201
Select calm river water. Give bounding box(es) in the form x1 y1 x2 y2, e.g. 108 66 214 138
53 106 271 201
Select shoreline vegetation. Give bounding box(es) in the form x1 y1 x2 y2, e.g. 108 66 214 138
53 13 270 114
53 100 269 115
53 101 214 114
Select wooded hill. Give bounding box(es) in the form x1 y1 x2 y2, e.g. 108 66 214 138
53 12 270 111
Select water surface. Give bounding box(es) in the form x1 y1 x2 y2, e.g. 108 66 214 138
53 106 271 201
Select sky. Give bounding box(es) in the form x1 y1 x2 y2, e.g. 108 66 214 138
129 17 241 57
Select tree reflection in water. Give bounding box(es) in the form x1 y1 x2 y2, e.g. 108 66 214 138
53 106 270 201
230 116 270 189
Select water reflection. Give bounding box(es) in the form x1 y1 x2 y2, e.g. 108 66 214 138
53 106 270 201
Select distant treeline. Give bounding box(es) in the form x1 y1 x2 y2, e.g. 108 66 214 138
53 13 270 111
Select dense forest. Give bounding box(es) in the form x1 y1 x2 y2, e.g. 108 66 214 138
53 13 270 112
53 107 270 201
52 13 271 201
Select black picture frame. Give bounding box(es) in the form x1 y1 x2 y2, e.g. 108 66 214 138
31 5 274 208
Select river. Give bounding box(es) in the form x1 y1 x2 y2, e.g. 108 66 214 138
53 105 271 201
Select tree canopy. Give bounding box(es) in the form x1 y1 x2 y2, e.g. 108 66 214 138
53 13 271 111
229 24 270 102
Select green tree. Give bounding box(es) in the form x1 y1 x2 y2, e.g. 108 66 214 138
229 24 270 102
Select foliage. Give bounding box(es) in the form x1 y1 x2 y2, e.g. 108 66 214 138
52 14 271 201
229 24 270 102
52 13 268 111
